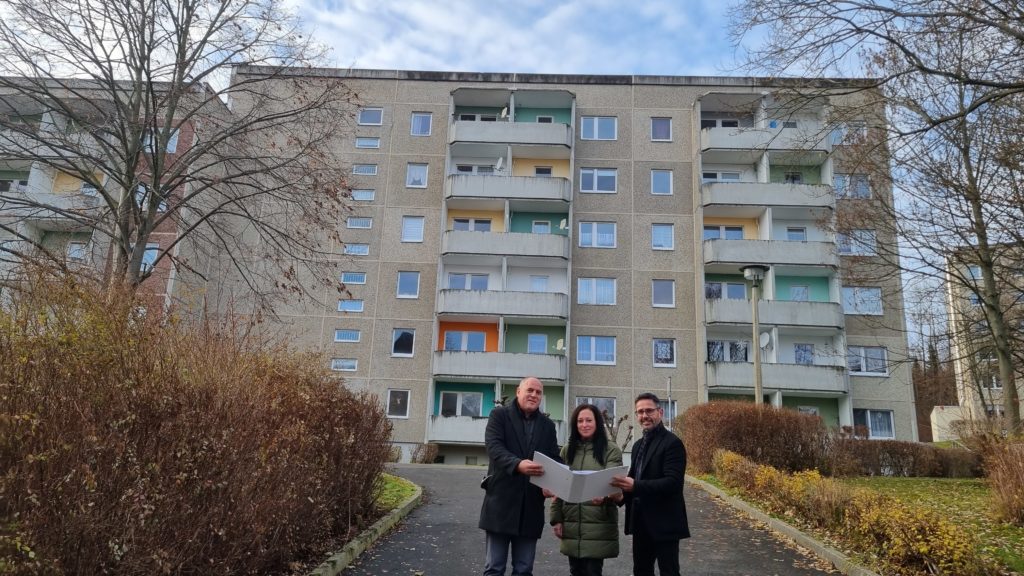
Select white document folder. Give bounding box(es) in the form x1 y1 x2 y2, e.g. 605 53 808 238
528 450 628 503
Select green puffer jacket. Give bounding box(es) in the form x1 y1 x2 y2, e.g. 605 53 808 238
549 440 623 559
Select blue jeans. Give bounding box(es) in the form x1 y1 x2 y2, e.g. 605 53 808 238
483 531 538 576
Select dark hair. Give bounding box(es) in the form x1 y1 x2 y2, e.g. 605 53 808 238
635 392 661 405
566 404 609 466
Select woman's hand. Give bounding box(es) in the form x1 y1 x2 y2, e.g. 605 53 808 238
552 523 563 539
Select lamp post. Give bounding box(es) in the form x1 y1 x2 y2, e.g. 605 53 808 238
741 265 770 405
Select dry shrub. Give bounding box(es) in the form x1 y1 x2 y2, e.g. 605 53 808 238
683 401 827 473
933 446 984 478
983 441 1024 525
411 443 439 464
827 438 941 477
0 274 393 574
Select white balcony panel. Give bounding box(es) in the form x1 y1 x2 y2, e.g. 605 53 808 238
707 362 848 394
702 182 833 210
428 415 570 445
705 299 844 329
703 239 837 268
443 230 570 259
450 121 573 147
448 174 571 202
433 350 567 381
438 289 568 318
701 127 829 154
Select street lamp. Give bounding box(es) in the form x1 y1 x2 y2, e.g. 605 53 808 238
741 265 770 405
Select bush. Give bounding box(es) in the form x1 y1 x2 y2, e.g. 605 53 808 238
411 443 439 464
827 438 940 477
0 275 393 574
984 441 1024 525
683 401 827 473
934 446 984 478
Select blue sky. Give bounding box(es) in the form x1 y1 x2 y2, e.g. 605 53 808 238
291 0 747 75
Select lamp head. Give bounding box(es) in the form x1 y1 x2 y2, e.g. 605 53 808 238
741 264 770 284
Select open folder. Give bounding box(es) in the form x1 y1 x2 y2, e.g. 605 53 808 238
528 450 628 503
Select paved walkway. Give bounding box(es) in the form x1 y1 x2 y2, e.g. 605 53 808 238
343 464 839 576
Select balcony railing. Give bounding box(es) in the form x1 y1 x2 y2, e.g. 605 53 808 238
438 289 568 319
433 350 567 381
705 299 844 329
700 126 830 154
706 362 847 394
703 239 838 268
450 121 573 147
702 182 834 210
443 230 570 259
428 414 569 444
447 174 571 202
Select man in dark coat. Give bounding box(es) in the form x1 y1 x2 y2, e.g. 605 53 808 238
479 376 561 576
611 392 690 576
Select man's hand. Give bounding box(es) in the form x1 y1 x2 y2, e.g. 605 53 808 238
516 459 545 476
552 523 563 539
610 475 634 492
542 488 555 498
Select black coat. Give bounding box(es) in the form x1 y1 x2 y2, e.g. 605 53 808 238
622 423 690 540
478 400 560 538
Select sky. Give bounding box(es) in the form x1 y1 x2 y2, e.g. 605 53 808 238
290 0 748 76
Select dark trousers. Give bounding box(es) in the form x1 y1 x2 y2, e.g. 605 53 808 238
568 556 604 576
483 531 537 576
632 524 680 576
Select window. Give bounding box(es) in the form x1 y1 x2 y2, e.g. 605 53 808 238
406 163 428 188
848 345 887 375
338 299 364 312
532 220 551 234
529 275 548 291
440 391 483 417
387 389 410 418
576 396 616 419
401 216 425 242
652 223 674 250
452 218 491 232
357 107 383 125
355 137 380 149
448 273 488 290
527 334 548 354
340 272 366 284
786 227 807 241
578 277 616 305
837 230 877 255
140 243 159 273
651 117 672 141
967 265 982 280
833 173 871 199
705 282 746 300
842 287 883 315
143 129 179 153
652 279 675 307
534 166 552 177
967 292 982 307
794 343 814 365
536 115 554 123
581 116 617 140
347 217 372 229
0 178 28 192
330 358 358 372
651 170 673 195
397 271 420 298
580 168 617 193
653 338 676 367
789 285 809 301
830 121 867 145
702 171 741 183
444 330 486 352
344 243 369 256
455 164 494 175
66 242 87 261
351 189 375 201
458 112 498 122
784 171 803 184
579 222 616 248
411 112 432 136
392 328 415 357
135 185 167 212
701 117 740 129
577 335 616 365
797 406 819 416
334 329 360 343
352 164 377 176
853 408 894 439
707 340 748 362
703 225 744 240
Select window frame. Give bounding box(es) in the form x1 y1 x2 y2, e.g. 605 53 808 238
580 167 618 193
343 243 369 256
338 299 364 313
340 272 366 284
351 189 375 201
452 218 491 232
837 229 878 256
651 223 674 250
66 241 87 262
580 116 617 140
576 335 617 365
578 221 617 248
439 390 484 418
575 396 617 419
848 345 888 375
705 281 747 300
346 216 372 229
853 408 895 439
443 330 487 352
391 328 416 357
653 338 677 367
794 343 815 365
140 243 159 273
651 169 673 195
842 286 883 315
577 277 616 305
527 333 549 354
352 164 378 176
448 272 489 291
355 137 380 149
387 389 411 419
534 166 553 177
652 279 676 308
650 117 672 141
707 339 749 362
786 227 807 241
334 329 361 343
532 220 551 234
357 107 383 126
396 270 420 298
405 163 429 188
410 112 432 136
401 215 425 242
330 358 358 372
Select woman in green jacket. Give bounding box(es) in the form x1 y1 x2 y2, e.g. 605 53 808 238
550 403 623 576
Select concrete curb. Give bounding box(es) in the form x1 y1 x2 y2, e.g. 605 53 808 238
308 482 424 576
686 476 881 576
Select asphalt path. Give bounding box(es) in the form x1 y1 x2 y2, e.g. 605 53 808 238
343 463 839 576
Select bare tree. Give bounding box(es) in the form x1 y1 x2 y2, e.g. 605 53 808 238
0 0 356 310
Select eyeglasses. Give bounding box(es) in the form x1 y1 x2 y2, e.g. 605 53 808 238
635 408 659 416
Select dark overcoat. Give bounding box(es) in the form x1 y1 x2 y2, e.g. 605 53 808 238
622 422 690 540
478 399 560 538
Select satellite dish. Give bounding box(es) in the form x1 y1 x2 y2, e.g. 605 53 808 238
500 106 508 119
494 157 504 172
759 332 771 350
555 338 564 351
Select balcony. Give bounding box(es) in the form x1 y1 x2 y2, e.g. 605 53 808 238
428 414 570 445
705 299 844 329
447 174 571 202
701 125 829 159
433 350 567 381
438 289 568 319
11 190 104 229
450 121 573 147
702 182 833 210
443 230 569 259
703 239 837 268
707 362 848 394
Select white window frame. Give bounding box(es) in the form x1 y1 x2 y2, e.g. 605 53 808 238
340 272 366 284
848 345 888 375
702 171 741 183
343 243 369 256
705 281 746 300
580 168 617 193
143 128 180 153
529 275 549 292
794 343 815 365
396 270 420 298
789 285 809 301
786 227 807 241
833 173 871 199
581 116 617 140
391 328 415 357
401 215 425 242
536 115 554 123
527 333 548 354
842 286 883 315
330 358 358 372
334 329 360 343
406 163 429 188
448 272 488 291
534 166 553 177
703 225 744 240
355 137 380 149
652 223 674 250
532 220 551 234
410 112 432 136
576 335 617 365
653 338 677 367
853 408 895 439
651 169 673 195
141 243 159 273
386 389 410 418
652 279 675 308
346 217 372 229
351 189 375 201
352 164 378 176
576 396 617 419
338 299 364 313
650 117 672 141
837 229 877 256
443 330 487 352
452 218 491 232
578 221 616 248
66 241 87 262
578 277 616 305
707 340 749 362
357 107 383 126
439 390 484 417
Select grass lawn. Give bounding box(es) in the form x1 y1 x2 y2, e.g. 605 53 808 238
376 473 418 511
841 477 1024 574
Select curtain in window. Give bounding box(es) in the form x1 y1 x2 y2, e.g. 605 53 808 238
595 279 614 303
595 337 615 362
870 411 894 438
